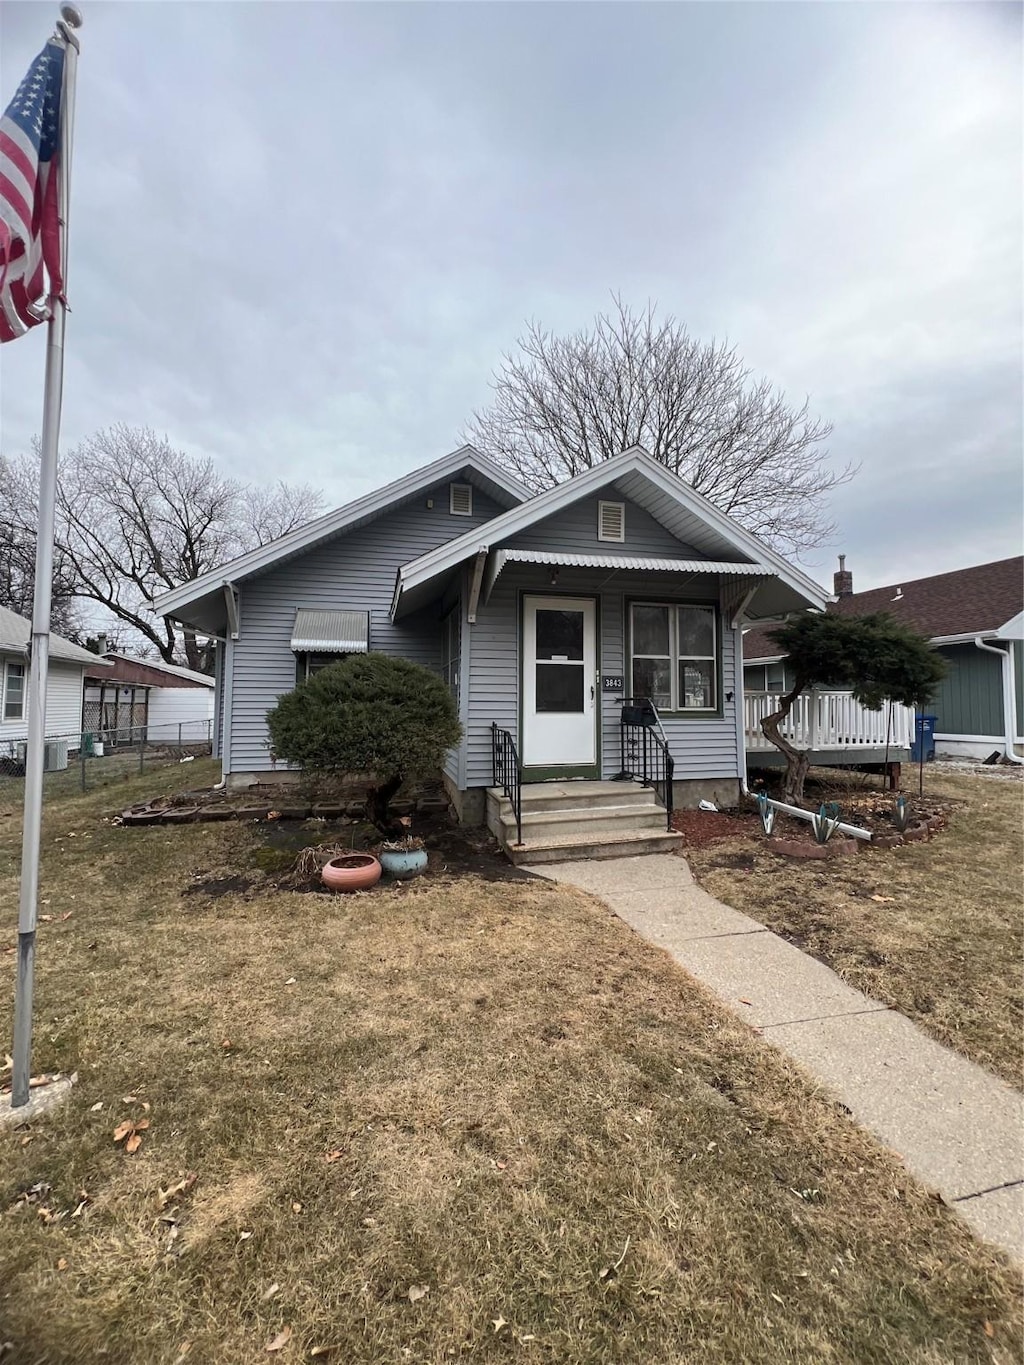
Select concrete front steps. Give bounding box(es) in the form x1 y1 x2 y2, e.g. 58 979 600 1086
486 779 682 865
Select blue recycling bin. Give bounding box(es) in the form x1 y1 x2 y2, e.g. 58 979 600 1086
910 714 937 763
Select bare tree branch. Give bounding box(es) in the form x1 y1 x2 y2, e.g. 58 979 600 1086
1 426 325 670
466 297 854 557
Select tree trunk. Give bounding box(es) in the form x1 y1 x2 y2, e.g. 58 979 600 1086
760 683 811 805
366 773 404 831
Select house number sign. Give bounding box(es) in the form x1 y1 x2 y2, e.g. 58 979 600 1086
601 675 624 692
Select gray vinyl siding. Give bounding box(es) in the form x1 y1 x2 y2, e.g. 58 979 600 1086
464 563 739 787
228 482 506 772
500 493 702 557
931 644 1004 736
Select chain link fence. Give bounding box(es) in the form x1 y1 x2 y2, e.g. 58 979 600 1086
0 720 213 800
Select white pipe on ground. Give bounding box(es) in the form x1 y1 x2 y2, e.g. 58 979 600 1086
973 637 1024 765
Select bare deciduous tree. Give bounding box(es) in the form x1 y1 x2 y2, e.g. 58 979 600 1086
0 453 82 636
4 426 322 670
466 298 853 556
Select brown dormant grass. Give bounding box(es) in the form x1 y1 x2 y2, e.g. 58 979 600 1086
0 764 1020 1363
689 767 1024 1089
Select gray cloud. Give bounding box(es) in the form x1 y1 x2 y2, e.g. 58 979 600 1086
1 1 1019 593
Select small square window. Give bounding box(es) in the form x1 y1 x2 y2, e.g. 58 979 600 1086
450 483 473 516
598 500 625 542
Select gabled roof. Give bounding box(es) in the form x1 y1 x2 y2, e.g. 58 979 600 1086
742 555 1024 662
392 448 830 620
0 604 111 668
152 445 529 632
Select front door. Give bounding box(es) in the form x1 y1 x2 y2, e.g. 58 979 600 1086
522 595 598 774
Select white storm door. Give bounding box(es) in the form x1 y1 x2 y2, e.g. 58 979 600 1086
522 596 597 768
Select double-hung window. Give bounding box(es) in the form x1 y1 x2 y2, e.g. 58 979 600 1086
629 603 717 712
3 661 26 721
440 606 461 706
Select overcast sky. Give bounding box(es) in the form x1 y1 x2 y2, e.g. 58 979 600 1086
2 1 1020 592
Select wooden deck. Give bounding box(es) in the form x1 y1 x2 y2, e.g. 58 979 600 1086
744 692 914 770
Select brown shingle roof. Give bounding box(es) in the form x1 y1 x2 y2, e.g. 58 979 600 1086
743 556 1023 661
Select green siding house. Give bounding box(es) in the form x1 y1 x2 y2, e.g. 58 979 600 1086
743 556 1023 763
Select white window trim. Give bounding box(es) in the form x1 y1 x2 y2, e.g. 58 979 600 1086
597 499 625 542
450 483 473 517
440 604 461 702
629 602 718 713
3 660 26 722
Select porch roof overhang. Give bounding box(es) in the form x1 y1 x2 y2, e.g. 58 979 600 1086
390 448 831 623
393 545 817 623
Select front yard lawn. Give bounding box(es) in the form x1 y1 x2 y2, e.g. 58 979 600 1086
1 767 1021 1363
689 767 1024 1089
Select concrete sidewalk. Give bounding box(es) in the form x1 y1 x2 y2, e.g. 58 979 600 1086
537 854 1024 1262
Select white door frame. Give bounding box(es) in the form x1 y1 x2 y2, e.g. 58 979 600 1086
521 594 599 776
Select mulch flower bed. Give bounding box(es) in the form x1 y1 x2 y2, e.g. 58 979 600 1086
671 808 755 848
672 787 955 857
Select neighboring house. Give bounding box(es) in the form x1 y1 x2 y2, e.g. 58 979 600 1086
743 556 1024 763
82 651 215 747
153 445 828 860
0 604 111 765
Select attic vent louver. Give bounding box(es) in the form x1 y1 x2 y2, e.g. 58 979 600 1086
450 483 473 517
598 500 625 542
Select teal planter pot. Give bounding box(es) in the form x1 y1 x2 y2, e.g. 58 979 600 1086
379 847 429 881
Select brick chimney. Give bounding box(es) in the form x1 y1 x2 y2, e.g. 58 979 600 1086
833 555 854 597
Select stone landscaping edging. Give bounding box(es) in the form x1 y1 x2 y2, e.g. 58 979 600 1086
118 795 454 828
769 815 945 858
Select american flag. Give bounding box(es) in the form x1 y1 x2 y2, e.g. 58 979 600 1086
0 37 66 343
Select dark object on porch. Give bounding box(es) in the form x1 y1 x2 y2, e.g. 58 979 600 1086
616 698 674 831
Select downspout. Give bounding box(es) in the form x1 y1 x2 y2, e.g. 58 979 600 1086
732 620 873 840
974 637 1024 765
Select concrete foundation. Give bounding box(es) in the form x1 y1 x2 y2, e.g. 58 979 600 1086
670 777 742 809
443 774 486 826
226 769 300 791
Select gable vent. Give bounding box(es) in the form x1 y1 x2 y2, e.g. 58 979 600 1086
450 482 473 517
598 500 625 542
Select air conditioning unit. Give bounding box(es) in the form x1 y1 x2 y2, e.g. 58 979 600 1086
9 740 70 773
44 740 69 772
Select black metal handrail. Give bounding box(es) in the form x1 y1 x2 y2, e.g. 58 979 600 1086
491 722 523 846
617 698 675 831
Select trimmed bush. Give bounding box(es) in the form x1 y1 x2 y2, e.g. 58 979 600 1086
266 653 462 827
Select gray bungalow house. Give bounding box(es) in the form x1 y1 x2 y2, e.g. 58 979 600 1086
154 446 828 861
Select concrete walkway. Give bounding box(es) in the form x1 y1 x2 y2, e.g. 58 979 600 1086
537 854 1024 1262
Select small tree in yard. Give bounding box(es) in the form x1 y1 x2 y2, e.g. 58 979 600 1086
266 654 462 829
762 613 947 805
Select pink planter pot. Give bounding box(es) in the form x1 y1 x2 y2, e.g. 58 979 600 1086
321 854 382 893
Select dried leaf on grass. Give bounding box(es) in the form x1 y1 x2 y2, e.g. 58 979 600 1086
114 1117 150 1153
156 1173 197 1210
265 1326 292 1352
870 895 896 904
324 1149 344 1163
407 1284 429 1302
262 1282 281 1302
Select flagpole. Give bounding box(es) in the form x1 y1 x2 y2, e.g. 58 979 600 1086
10 4 83 1110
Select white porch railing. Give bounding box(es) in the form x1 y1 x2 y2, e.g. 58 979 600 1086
744 692 916 752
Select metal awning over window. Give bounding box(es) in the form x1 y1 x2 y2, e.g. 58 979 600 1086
290 609 369 654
